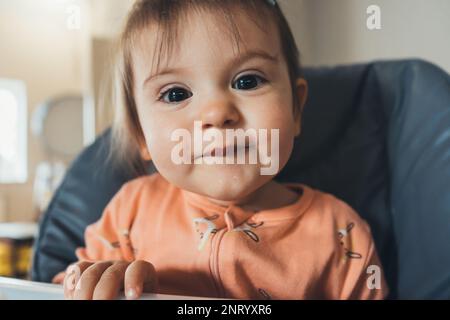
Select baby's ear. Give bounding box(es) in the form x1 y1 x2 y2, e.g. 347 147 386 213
140 145 152 161
294 78 308 136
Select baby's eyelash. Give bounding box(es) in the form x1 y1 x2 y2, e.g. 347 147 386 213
157 89 169 101
234 72 268 83
156 73 268 103
232 73 269 89
157 86 182 101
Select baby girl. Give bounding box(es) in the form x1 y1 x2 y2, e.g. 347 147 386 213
55 0 388 300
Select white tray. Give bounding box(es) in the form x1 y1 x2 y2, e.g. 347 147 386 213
0 277 216 300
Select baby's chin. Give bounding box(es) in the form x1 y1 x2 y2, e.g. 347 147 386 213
186 164 272 202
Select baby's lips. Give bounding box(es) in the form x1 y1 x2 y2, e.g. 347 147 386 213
201 144 250 158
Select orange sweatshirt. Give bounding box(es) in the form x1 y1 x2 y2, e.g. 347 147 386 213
76 173 388 299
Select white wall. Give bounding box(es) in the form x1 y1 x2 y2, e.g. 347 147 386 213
0 0 89 221
281 0 450 73
89 0 135 38
87 0 450 72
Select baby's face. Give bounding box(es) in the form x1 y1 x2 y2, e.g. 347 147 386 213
132 9 306 202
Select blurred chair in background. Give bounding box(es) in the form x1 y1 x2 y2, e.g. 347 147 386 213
30 95 84 221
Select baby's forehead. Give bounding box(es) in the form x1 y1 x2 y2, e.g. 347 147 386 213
133 8 282 71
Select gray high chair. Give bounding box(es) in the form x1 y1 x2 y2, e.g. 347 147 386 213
31 59 450 299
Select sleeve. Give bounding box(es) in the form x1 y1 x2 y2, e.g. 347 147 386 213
75 184 137 263
345 239 389 300
324 200 389 300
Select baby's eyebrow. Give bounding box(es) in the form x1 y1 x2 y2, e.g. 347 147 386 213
227 49 279 71
142 49 278 88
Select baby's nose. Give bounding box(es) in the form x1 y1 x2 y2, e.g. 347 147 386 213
200 98 240 129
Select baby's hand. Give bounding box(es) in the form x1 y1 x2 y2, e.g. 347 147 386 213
62 260 157 300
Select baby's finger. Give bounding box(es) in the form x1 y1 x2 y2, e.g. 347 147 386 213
124 260 158 300
92 261 129 300
52 271 66 284
64 261 94 299
72 261 113 300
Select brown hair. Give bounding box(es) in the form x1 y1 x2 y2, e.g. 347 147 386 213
110 0 302 175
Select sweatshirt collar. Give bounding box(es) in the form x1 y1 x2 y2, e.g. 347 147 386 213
182 183 315 231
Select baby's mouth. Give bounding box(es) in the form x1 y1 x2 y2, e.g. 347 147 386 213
194 143 252 161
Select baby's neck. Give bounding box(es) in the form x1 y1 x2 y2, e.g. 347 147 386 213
206 180 300 212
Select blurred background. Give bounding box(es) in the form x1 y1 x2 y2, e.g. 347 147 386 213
0 0 449 278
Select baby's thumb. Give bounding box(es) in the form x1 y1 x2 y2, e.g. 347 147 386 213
124 260 158 300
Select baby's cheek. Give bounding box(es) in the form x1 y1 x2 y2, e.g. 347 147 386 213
147 137 194 186
276 127 295 169
142 126 172 164
265 113 297 169
147 137 174 164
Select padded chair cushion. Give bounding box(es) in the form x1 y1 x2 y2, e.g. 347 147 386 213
32 59 450 299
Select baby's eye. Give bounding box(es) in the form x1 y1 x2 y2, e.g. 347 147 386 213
159 87 193 104
232 74 267 90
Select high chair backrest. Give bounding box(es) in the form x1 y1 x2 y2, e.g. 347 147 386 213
32 59 450 299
